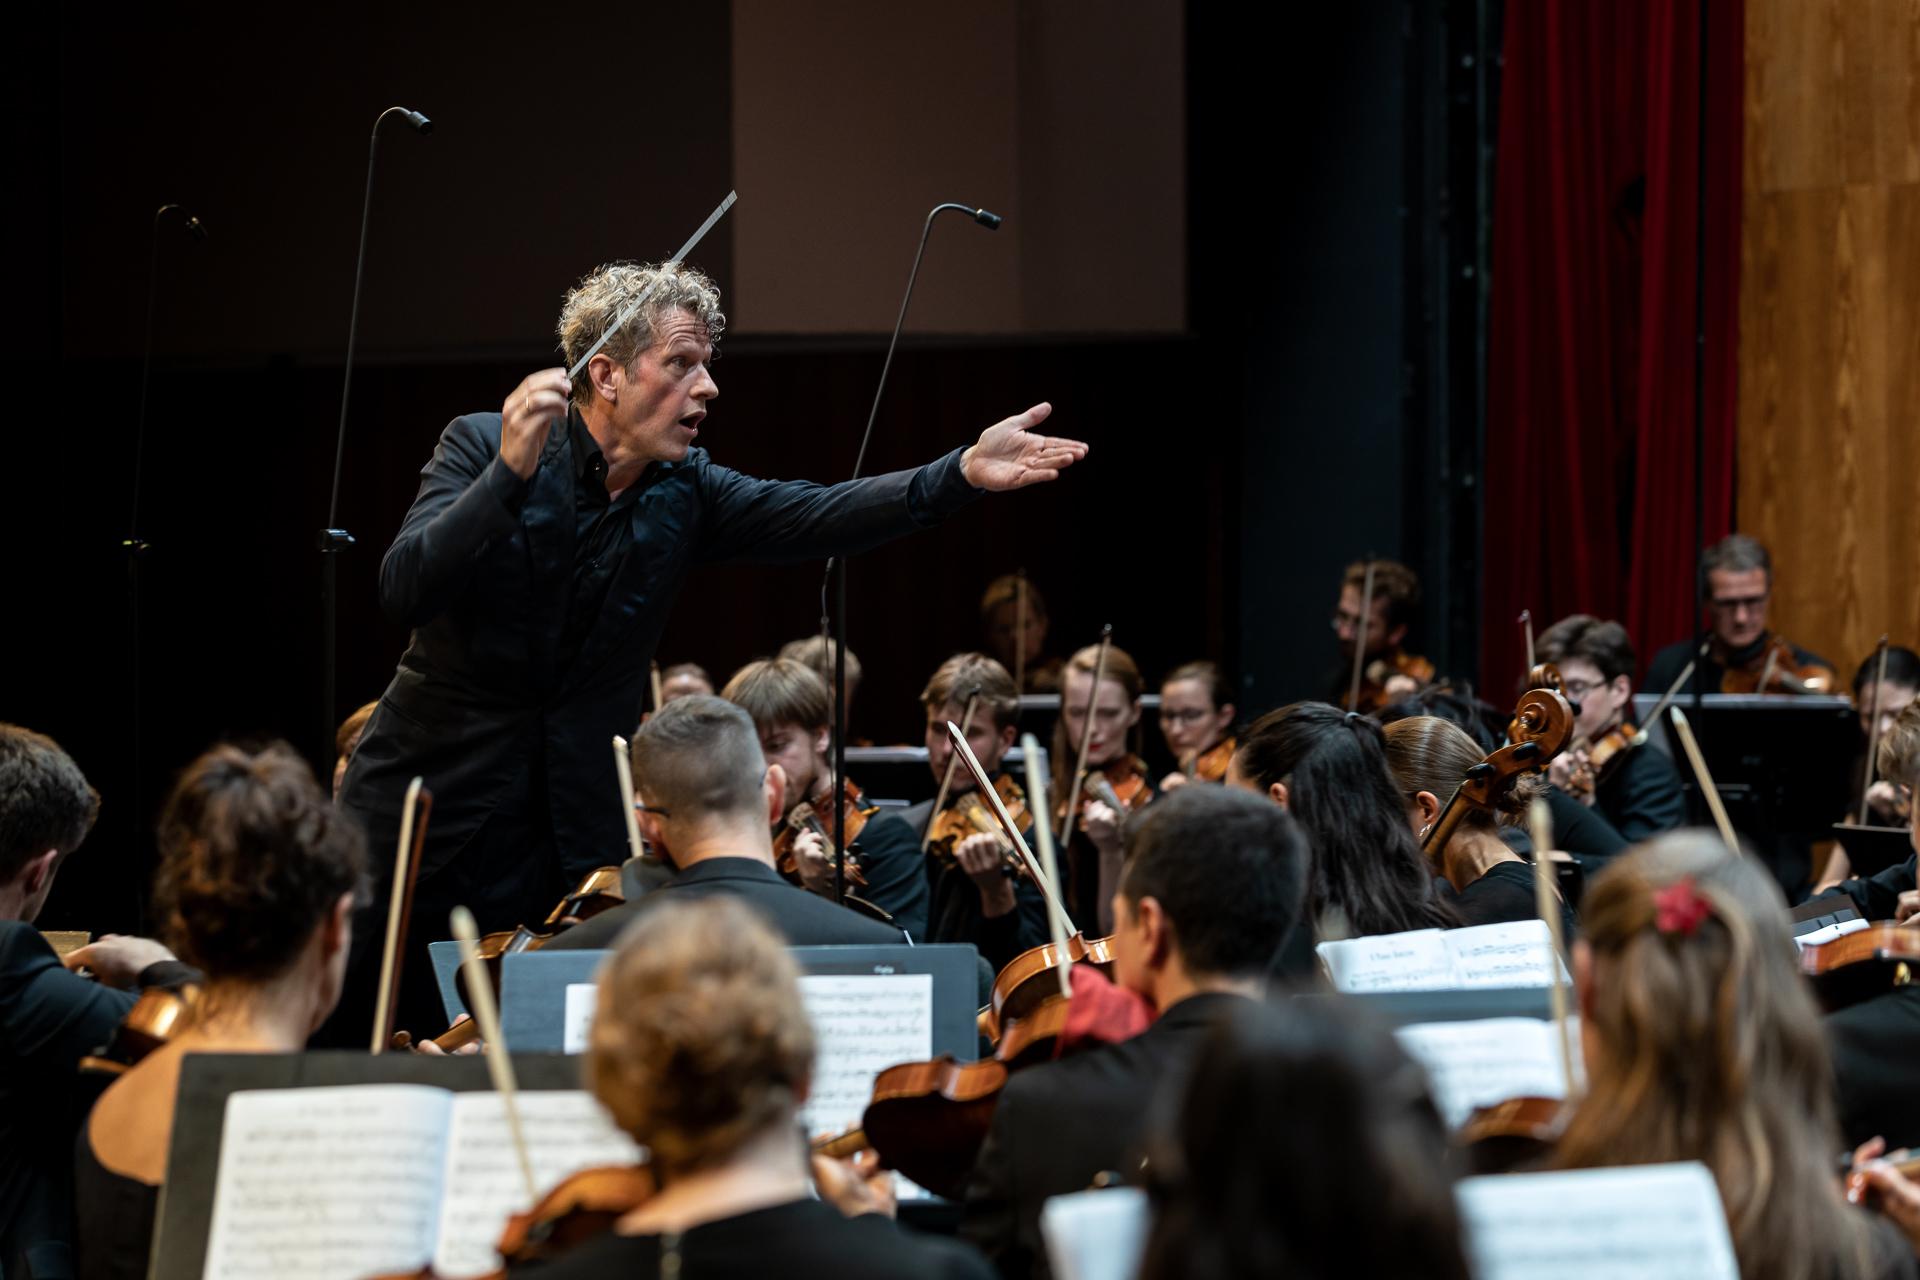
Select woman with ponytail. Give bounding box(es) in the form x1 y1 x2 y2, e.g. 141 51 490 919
1555 833 1913 1280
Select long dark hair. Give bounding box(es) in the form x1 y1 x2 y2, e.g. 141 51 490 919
1138 999 1470 1280
1233 702 1458 935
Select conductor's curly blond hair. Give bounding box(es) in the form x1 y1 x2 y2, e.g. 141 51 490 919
556 261 726 404
585 896 813 1180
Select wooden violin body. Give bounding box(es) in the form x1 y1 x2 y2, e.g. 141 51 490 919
772 781 872 888
79 984 201 1076
981 932 1116 1043
1188 737 1234 784
1801 924 1920 1010
1713 634 1834 695
926 773 1031 872
1346 650 1437 713
1458 1096 1567 1175
1073 757 1153 825
1562 722 1640 803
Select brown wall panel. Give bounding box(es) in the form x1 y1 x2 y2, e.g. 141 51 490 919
1739 0 1920 680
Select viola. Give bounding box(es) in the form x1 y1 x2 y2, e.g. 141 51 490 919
1799 924 1920 1011
1712 633 1835 695
79 984 202 1076
772 780 872 888
925 773 1033 875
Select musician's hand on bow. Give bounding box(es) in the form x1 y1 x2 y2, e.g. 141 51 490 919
792 829 834 896
960 403 1087 491
1848 1135 1920 1251
1083 799 1123 855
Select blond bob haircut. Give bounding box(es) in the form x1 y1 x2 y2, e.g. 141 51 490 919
556 261 727 404
586 896 814 1181
722 658 832 735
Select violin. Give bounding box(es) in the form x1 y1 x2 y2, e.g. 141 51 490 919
1068 756 1153 828
1458 1096 1568 1175
1345 650 1438 714
1187 737 1235 784
1712 633 1835 695
925 773 1033 874
1799 924 1920 1011
1561 722 1641 803
772 780 872 888
979 932 1116 1044
78 984 202 1076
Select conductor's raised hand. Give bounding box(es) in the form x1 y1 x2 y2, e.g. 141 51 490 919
500 369 572 479
960 403 1087 491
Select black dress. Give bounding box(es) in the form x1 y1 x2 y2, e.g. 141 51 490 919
504 1199 993 1280
71 1138 157 1280
1442 861 1578 940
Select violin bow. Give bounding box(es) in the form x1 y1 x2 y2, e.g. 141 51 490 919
1641 637 1712 748
1348 558 1376 710
1527 798 1578 1101
1667 706 1741 857
1021 732 1073 998
946 720 1077 938
921 692 981 852
370 777 432 1054
1058 624 1114 848
612 735 647 861
1014 570 1028 695
1858 635 1892 826
451 905 539 1204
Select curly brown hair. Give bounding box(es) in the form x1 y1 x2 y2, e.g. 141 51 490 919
586 897 814 1181
153 742 366 981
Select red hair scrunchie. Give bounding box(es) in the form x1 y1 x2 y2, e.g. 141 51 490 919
1653 876 1712 937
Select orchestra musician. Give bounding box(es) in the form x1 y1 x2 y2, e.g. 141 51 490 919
1380 715 1574 936
1154 660 1236 792
1228 704 1459 975
0 725 194 1280
979 574 1064 693
330 699 379 803
523 895 995 1280
1850 646 1920 828
76 742 365 1280
658 662 716 703
1135 999 1470 1280
543 697 904 953
1555 832 1917 1280
960 786 1310 1280
1642 534 1836 697
720 658 927 938
900 654 1051 973
332 259 1083 1044
776 635 864 743
1050 642 1155 934
1327 559 1434 712
1535 614 1686 846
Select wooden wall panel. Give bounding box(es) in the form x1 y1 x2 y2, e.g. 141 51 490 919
1739 0 1920 682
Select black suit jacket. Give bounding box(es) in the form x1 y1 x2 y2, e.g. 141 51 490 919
961 991 1249 1280
1643 633 1832 697
341 410 981 887
545 857 906 951
0 924 196 1280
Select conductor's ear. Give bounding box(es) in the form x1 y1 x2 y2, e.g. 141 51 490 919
587 353 623 404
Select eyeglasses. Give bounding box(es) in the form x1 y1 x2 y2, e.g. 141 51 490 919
1709 592 1768 615
1559 677 1605 699
1159 708 1214 725
633 800 673 819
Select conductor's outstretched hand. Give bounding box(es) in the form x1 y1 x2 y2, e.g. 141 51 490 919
960 403 1088 491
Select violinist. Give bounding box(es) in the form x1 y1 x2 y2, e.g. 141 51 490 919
1049 642 1155 934
1849 646 1920 828
1154 660 1236 792
902 654 1051 973
720 658 927 938
1381 715 1574 937
1327 558 1435 712
1642 534 1836 696
979 574 1064 694
776 635 863 743
1136 999 1469 1280
1227 704 1459 975
658 662 715 703
0 725 194 1280
77 742 365 1280
1553 832 1914 1280
1535 614 1686 847
960 786 1310 1280
525 895 994 1280
544 698 904 953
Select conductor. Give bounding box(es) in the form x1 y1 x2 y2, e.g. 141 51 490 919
334 261 1085 1040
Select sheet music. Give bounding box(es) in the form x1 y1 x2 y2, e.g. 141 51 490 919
1795 916 1870 950
563 982 598 1053
1040 1187 1149 1280
1457 1162 1738 1279
201 1085 452 1280
432 1091 642 1278
1395 1018 1571 1129
796 973 933 1139
1317 929 1456 991
1446 920 1567 988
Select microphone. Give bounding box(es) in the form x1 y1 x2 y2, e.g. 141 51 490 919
319 105 431 767
823 201 1003 904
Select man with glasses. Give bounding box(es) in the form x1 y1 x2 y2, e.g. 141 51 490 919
1643 534 1835 697
548 696 903 952
1537 614 1685 849
1326 558 1435 712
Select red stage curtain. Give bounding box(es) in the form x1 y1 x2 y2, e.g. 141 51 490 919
1482 0 1742 697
